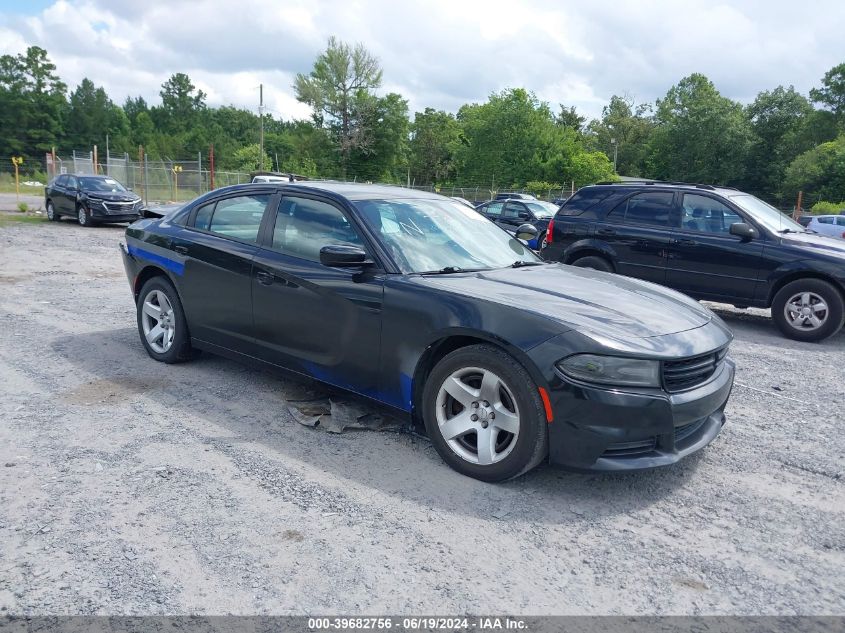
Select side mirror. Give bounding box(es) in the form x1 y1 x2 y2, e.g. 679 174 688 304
515 223 538 241
729 222 758 240
517 211 531 220
319 244 372 267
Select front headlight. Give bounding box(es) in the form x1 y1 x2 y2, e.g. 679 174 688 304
557 354 661 387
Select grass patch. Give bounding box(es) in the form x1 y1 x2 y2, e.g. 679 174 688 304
0 212 48 226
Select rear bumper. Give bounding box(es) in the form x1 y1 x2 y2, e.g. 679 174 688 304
546 358 735 471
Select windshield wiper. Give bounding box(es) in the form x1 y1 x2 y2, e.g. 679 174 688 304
510 260 545 268
419 266 490 275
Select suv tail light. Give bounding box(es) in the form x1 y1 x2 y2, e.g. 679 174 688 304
546 218 554 244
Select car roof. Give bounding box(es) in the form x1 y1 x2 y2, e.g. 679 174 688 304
586 181 741 196
210 181 447 201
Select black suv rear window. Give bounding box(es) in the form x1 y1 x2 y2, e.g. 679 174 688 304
557 188 615 216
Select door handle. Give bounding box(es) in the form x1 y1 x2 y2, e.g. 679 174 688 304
672 238 697 246
174 245 189 254
596 227 615 236
256 270 274 285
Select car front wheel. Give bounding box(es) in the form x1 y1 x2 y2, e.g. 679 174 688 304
77 204 94 227
772 279 845 342
136 277 193 363
422 344 548 482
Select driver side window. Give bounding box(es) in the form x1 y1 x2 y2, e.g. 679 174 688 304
681 194 743 234
272 196 364 263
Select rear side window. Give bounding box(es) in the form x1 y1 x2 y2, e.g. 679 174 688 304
836 217 845 226
193 202 215 231
209 195 269 242
483 202 504 217
612 192 676 227
557 188 615 216
192 195 269 242
817 217 834 225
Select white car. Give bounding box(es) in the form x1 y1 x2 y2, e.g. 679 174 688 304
807 215 845 240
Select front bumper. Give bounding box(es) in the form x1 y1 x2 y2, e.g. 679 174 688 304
87 201 143 222
546 358 735 471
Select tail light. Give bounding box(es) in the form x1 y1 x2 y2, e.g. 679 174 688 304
546 218 554 244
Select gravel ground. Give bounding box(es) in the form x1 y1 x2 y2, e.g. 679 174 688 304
0 217 843 616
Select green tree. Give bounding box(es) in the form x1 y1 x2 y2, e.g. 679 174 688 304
454 88 581 188
0 46 66 162
585 95 654 176
348 92 409 182
810 62 845 122
647 74 750 184
294 37 383 177
231 143 272 173
743 85 814 199
67 78 129 151
409 108 461 185
555 105 586 133
155 72 206 135
784 135 845 202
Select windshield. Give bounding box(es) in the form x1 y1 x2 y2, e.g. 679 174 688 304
525 201 559 218
355 198 541 273
80 177 128 193
729 194 805 234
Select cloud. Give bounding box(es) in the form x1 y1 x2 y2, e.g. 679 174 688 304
1 0 843 123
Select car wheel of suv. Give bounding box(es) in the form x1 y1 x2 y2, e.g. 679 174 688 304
422 344 548 482
77 204 95 227
571 255 613 273
772 279 845 342
136 277 193 363
46 201 59 221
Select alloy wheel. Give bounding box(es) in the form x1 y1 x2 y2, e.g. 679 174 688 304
141 289 176 353
77 206 88 226
784 292 829 332
435 366 520 466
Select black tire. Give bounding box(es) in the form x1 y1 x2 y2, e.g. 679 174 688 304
422 344 548 482
136 277 193 363
46 200 59 222
77 204 95 227
571 255 613 272
771 279 845 342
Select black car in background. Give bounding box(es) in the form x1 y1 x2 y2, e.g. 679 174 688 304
540 182 845 342
121 182 734 481
45 174 144 226
476 199 559 249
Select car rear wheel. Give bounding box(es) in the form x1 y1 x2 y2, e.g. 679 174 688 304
136 277 193 363
571 255 613 272
46 201 59 221
422 344 548 482
772 279 845 342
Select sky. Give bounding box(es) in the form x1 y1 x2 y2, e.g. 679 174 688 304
0 0 843 122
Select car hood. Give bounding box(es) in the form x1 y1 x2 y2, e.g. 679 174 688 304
419 263 713 339
780 231 845 255
86 192 140 202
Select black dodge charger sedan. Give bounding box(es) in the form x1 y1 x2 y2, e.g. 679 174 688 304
120 182 735 481
45 174 144 226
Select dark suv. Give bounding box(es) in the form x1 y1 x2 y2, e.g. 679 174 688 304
540 182 845 342
45 174 144 226
476 199 559 249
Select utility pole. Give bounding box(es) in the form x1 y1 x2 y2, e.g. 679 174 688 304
610 138 618 172
106 134 110 175
259 83 265 172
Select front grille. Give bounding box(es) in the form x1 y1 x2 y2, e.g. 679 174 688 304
602 437 657 457
104 201 139 214
674 418 706 443
662 349 725 392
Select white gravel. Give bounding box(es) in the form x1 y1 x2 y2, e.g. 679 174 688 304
0 218 843 616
